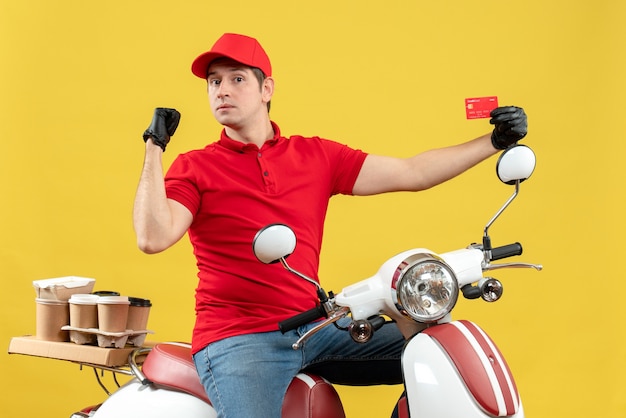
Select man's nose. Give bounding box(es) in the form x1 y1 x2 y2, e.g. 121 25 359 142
216 81 230 97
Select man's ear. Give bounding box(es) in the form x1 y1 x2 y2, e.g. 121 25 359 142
262 77 274 103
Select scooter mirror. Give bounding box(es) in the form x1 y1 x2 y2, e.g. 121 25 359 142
252 223 297 264
496 145 536 185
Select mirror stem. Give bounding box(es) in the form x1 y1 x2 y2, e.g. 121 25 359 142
483 180 520 262
279 257 330 305
280 258 323 292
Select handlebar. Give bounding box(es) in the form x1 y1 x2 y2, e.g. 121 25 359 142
491 242 523 261
278 304 327 334
485 242 542 272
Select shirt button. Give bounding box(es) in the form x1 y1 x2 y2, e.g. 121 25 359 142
258 153 262 158
264 171 269 176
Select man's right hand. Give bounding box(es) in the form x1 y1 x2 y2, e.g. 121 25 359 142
143 108 181 151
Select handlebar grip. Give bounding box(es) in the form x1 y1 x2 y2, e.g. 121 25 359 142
491 242 523 261
278 305 327 334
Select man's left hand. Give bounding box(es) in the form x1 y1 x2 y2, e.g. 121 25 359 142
490 106 528 150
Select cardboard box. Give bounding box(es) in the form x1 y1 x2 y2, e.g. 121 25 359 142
33 276 96 301
8 335 145 367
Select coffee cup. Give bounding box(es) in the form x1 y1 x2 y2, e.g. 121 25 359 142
97 296 130 333
68 294 100 344
35 298 69 342
69 294 100 328
127 297 152 331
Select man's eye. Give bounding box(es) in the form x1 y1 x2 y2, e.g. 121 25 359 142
209 79 220 86
235 77 244 82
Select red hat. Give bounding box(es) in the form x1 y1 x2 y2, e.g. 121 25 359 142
191 33 272 79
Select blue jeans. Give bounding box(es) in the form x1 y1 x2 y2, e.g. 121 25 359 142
193 319 405 418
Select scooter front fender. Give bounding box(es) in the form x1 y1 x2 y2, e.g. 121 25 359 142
402 320 523 418
91 378 216 418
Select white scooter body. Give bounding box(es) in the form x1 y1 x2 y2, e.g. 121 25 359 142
89 379 216 417
335 247 523 418
83 318 523 418
85 320 523 418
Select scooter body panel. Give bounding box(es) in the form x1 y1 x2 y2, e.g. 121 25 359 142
91 379 216 418
402 320 523 417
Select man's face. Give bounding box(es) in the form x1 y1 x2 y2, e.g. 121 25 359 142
206 58 272 129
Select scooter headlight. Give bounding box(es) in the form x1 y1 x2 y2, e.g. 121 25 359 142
392 253 459 323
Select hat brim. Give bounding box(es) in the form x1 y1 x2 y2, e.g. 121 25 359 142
191 52 225 79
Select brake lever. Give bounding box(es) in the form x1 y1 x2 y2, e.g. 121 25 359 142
484 262 543 271
291 306 350 350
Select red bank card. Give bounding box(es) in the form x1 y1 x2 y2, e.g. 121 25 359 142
465 96 498 119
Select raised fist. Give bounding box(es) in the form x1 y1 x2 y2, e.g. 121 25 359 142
143 108 181 152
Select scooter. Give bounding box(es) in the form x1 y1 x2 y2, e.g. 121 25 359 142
72 144 540 418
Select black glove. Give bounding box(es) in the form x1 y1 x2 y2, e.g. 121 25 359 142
489 106 527 150
143 108 181 151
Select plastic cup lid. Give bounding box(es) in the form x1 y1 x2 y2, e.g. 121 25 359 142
92 290 120 296
129 297 152 307
69 294 100 305
97 295 130 305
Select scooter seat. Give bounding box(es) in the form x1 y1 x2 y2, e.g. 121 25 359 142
142 343 211 404
142 342 346 418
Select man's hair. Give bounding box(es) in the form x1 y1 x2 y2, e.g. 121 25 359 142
251 67 271 112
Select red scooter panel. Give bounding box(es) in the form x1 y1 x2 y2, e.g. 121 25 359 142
424 320 520 416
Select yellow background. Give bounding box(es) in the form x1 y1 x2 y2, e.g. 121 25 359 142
2 0 625 416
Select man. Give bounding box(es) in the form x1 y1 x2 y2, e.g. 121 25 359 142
133 33 528 418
